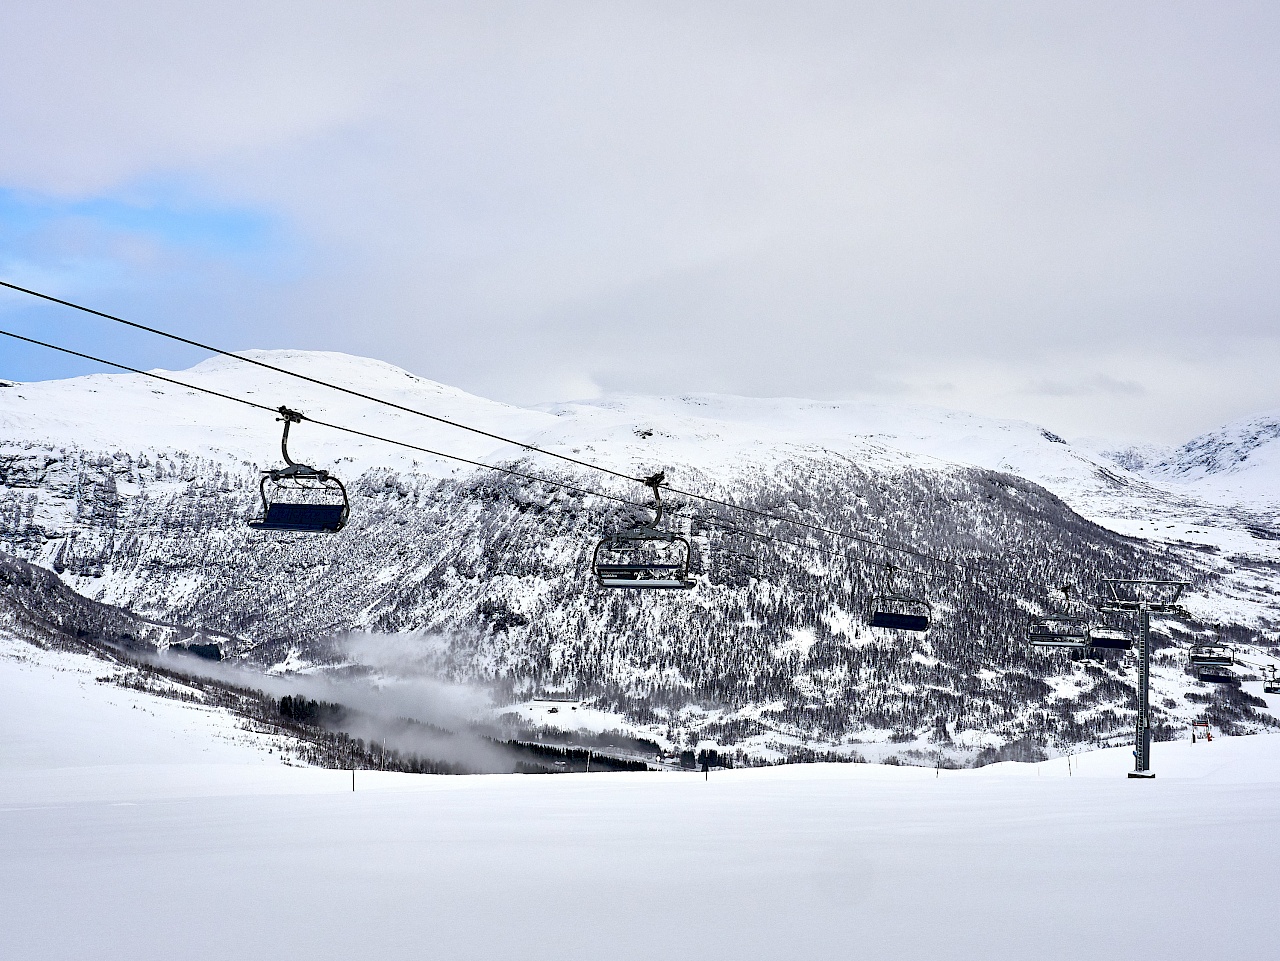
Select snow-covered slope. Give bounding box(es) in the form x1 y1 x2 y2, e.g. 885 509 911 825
1145 411 1280 514
3 350 1279 761
0 628 288 773
3 636 1280 961
538 391 1280 562
0 349 558 478
3 349 1275 558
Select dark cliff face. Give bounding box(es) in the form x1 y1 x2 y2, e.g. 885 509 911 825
0 442 1272 760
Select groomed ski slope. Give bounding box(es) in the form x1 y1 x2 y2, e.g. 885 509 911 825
4 638 1279 961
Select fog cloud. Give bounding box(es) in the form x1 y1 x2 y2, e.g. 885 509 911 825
157 630 527 772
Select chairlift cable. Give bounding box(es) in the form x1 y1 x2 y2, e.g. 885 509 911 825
0 280 1013 576
0 279 639 482
0 328 639 509
0 309 1031 584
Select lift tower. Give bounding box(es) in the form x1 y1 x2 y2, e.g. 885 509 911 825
1097 580 1188 779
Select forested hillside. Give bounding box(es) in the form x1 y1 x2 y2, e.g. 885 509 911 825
3 432 1274 764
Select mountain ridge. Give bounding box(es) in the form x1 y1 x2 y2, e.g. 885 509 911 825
2 349 1278 763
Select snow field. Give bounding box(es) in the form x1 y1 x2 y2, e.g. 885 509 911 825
0 634 288 773
3 638 1280 961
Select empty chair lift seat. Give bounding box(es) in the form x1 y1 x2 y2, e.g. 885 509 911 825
592 471 695 590
1088 628 1132 651
593 533 695 589
248 407 350 535
870 609 930 632
249 502 347 533
595 561 695 589
866 564 932 633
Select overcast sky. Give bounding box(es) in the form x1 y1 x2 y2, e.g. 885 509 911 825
1 2 1277 443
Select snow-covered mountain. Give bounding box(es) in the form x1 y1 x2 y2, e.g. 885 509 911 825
1143 412 1280 514
2 349 1277 762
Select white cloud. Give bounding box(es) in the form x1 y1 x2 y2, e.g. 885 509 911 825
2 1 1278 441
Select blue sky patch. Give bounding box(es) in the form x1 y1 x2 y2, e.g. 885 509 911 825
0 180 309 383
0 182 282 258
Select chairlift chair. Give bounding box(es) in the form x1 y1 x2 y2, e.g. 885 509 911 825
1264 667 1280 695
593 472 695 590
867 565 931 632
1026 615 1091 650
1026 585 1090 650
1189 643 1236 684
248 407 350 533
1087 627 1133 651
1188 643 1234 668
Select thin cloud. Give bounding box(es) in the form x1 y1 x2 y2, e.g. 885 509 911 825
1022 375 1147 398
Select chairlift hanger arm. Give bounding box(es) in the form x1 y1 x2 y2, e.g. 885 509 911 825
276 406 306 468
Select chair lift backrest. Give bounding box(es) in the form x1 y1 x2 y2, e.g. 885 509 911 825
257 501 348 532
1087 626 1132 651
870 608 931 632
1189 643 1234 667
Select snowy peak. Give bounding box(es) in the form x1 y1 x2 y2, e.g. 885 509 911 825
1126 411 1280 513
187 349 488 403
1160 413 1280 478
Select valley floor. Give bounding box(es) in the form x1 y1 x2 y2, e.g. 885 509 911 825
3 635 1279 961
